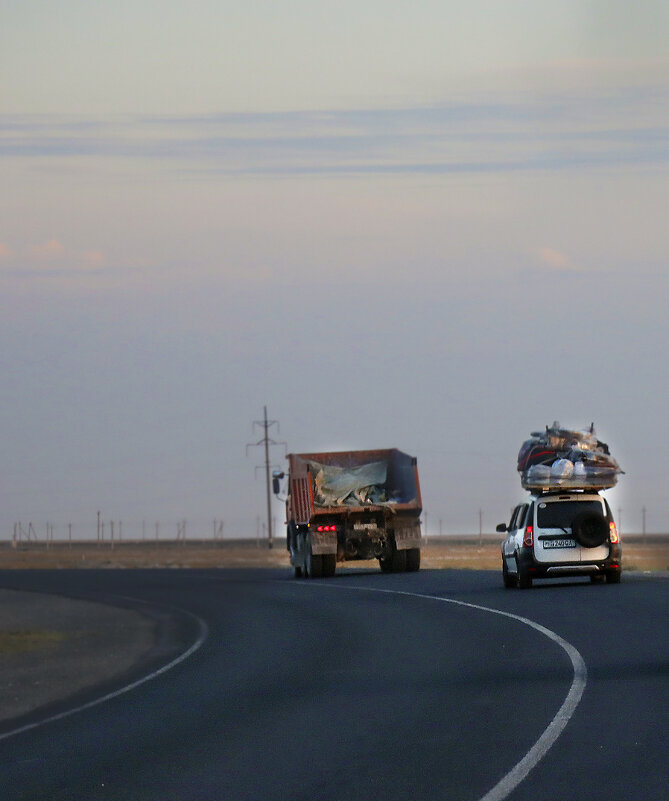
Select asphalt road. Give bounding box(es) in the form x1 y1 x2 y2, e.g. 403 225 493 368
0 567 666 801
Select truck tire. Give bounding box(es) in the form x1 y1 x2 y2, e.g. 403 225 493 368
289 523 304 578
405 548 421 572
379 540 408 573
321 554 336 578
379 551 405 572
306 545 323 579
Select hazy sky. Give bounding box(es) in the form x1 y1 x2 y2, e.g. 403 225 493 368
2 1 668 539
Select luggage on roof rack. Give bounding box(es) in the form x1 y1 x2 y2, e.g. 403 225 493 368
518 421 622 491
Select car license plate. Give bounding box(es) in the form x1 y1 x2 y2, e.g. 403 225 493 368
543 539 577 549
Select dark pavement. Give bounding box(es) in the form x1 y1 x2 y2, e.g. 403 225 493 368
0 568 666 801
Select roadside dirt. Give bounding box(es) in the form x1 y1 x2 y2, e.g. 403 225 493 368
1 537 666 571
0 589 156 726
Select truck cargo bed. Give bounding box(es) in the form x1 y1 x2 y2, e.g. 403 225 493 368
287 448 421 521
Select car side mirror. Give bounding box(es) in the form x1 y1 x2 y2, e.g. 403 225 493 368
496 523 507 533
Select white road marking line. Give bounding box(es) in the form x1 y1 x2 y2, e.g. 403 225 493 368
316 584 587 801
0 605 209 743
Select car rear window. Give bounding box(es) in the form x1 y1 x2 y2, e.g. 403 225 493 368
536 500 604 528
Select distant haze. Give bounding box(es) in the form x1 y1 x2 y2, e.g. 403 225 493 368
2 2 668 538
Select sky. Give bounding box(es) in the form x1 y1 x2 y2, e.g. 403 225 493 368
1 1 668 540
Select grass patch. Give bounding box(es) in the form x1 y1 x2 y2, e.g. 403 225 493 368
0 630 68 655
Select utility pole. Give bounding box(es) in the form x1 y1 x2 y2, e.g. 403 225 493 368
247 406 286 549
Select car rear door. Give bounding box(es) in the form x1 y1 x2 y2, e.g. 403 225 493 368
533 497 583 564
534 496 609 563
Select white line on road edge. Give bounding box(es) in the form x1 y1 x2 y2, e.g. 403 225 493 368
0 605 209 744
320 584 587 801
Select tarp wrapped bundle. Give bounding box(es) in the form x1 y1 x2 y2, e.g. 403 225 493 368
310 460 402 507
518 421 622 491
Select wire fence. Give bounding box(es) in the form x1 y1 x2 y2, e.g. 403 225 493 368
9 518 227 547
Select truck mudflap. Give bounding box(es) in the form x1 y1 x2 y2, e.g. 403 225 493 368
309 529 337 555
393 523 422 551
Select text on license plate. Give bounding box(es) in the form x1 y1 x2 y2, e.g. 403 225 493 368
543 539 577 549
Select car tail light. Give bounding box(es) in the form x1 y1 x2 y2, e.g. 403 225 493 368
316 525 337 532
523 525 534 547
609 521 619 543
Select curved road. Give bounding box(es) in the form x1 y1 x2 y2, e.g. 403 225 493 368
0 568 666 801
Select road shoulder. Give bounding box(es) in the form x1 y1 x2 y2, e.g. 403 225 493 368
0 588 156 726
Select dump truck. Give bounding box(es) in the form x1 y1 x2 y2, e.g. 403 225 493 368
276 448 423 578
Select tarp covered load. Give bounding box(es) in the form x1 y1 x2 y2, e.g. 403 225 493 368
518 421 622 491
310 460 400 507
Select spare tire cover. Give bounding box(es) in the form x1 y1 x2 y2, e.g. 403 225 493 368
571 512 608 548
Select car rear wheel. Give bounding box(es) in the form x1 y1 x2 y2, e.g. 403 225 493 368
516 558 532 589
606 569 622 584
502 559 516 588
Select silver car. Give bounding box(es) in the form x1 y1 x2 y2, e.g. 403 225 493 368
497 491 622 588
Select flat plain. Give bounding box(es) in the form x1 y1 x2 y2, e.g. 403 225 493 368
0 535 666 572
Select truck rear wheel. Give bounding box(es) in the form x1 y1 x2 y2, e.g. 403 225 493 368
321 554 336 578
394 549 407 572
306 545 323 579
380 548 407 573
405 548 421 572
